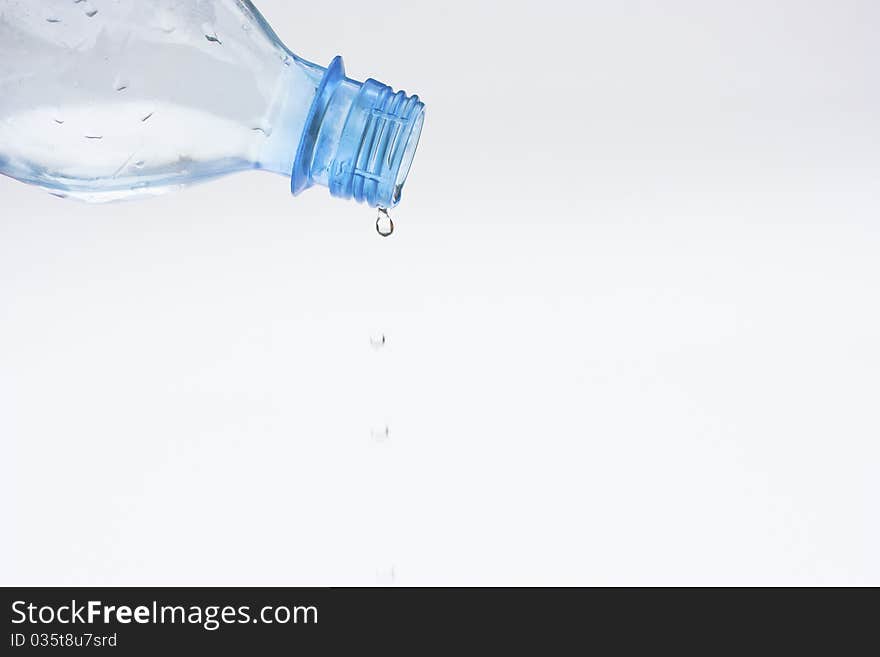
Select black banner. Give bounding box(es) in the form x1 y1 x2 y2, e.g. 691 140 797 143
0 587 869 652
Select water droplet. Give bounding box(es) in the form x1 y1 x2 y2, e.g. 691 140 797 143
371 426 391 442
54 119 65 125
205 33 222 44
141 112 154 122
85 9 98 18
376 208 394 237
134 160 145 169
84 135 103 140
46 18 61 23
370 333 387 350
376 566 397 585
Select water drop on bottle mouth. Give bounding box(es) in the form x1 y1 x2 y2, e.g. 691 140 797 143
376 208 394 238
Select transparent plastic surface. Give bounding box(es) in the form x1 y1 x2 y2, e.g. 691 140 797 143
0 0 424 207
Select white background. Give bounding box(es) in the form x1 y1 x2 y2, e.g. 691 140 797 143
2 0 879 585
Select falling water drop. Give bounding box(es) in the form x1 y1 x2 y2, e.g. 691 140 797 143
376 208 394 237
376 566 397 585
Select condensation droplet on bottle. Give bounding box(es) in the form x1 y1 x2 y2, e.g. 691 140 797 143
371 426 390 443
370 333 386 350
376 208 394 237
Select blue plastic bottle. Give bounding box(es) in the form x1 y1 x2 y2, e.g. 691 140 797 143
0 0 425 208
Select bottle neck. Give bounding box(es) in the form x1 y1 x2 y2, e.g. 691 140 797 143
291 57 425 209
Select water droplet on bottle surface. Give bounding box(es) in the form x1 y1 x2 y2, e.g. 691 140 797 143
371 426 391 443
114 73 130 93
370 333 387 350
376 208 394 237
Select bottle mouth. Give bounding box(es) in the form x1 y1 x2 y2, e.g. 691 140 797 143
392 107 424 206
334 82 425 209
291 57 426 209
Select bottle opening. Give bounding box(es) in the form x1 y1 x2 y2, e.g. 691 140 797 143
392 108 425 206
292 57 426 209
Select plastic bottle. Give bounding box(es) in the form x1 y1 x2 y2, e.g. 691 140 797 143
0 0 425 208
